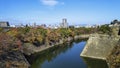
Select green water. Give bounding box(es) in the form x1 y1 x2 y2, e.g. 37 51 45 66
28 40 108 68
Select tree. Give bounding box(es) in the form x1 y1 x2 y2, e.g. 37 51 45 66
111 19 119 24
0 33 19 53
7 28 19 37
46 29 61 45
99 24 112 34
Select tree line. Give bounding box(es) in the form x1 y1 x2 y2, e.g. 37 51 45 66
0 24 112 53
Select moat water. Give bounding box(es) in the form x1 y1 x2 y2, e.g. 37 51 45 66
28 39 108 68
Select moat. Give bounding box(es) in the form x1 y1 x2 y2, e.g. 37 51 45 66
26 39 108 68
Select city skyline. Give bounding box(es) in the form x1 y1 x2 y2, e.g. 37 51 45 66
0 0 120 25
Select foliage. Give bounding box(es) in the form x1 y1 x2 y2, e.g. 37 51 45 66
58 28 71 38
37 27 47 37
0 25 98 48
0 33 21 55
107 43 120 68
47 29 60 44
98 24 112 34
7 28 19 37
19 27 31 34
111 19 119 24
0 28 3 32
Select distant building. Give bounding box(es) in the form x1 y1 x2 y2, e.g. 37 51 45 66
60 18 68 28
40 24 46 28
0 21 10 27
48 24 58 29
33 22 37 27
10 25 15 27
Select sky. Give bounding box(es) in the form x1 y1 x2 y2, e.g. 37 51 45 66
0 0 120 25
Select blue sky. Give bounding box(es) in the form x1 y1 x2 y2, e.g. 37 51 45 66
0 0 120 25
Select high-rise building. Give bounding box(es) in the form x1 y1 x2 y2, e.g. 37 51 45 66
60 18 68 28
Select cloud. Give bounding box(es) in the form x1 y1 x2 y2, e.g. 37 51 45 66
41 0 59 6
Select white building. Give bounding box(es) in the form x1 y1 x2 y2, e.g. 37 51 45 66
0 21 10 27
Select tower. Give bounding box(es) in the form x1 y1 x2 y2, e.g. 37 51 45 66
60 18 68 28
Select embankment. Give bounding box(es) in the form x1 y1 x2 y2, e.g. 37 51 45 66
22 34 90 55
0 50 30 68
80 34 120 68
0 34 90 68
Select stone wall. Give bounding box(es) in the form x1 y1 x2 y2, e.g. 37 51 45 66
80 34 119 60
111 26 120 36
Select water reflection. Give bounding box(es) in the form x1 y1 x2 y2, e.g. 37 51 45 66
26 38 108 68
26 39 87 68
81 57 109 68
29 44 73 68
